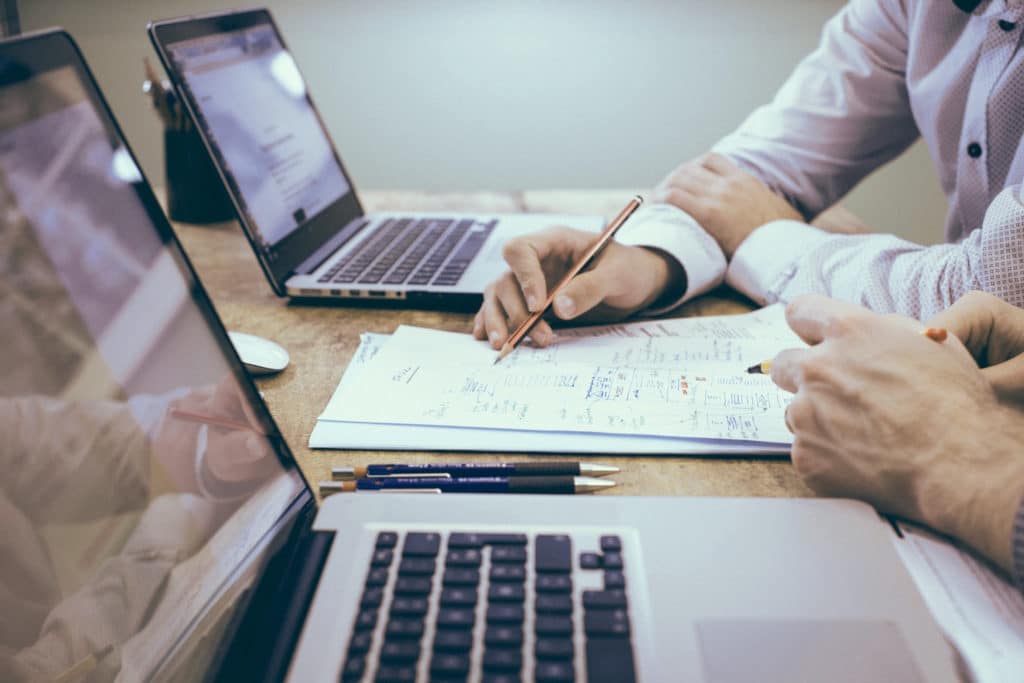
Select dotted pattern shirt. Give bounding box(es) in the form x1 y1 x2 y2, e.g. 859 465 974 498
708 0 1024 320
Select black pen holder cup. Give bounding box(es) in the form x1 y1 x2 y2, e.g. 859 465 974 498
164 127 235 224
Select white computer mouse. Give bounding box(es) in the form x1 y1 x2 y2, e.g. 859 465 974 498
228 331 290 376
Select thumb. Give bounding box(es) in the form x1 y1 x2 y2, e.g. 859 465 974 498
981 354 1024 405
552 270 612 320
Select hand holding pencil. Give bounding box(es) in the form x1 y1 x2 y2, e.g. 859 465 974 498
474 196 686 353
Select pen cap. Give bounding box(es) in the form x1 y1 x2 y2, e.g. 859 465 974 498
164 127 235 225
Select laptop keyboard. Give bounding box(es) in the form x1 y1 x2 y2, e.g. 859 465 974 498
340 530 637 682
317 217 498 288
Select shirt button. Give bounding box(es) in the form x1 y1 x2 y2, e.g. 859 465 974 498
967 142 983 158
998 19 1016 31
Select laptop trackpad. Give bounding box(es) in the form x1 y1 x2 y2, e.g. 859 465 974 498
696 619 924 683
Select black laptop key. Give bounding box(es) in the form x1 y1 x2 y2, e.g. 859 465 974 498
482 674 521 683
534 535 571 573
361 587 384 608
348 630 373 655
486 604 524 624
481 533 528 545
366 567 390 586
437 607 475 629
585 636 637 683
490 564 526 582
394 577 432 595
354 609 378 630
599 535 622 552
484 625 523 647
439 587 477 607
603 571 626 590
385 618 425 639
374 665 416 683
402 532 441 557
379 640 420 663
602 552 624 569
340 655 365 680
443 568 480 586
430 653 470 677
583 609 630 637
483 647 522 672
491 546 527 564
535 660 575 682
371 549 394 566
535 638 574 660
390 597 428 617
579 552 602 570
535 574 572 593
488 583 525 603
433 628 473 653
535 615 573 637
582 590 627 609
398 557 436 576
446 548 482 567
447 532 485 548
534 594 573 614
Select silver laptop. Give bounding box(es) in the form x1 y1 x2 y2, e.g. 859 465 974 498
1 30 959 683
148 8 603 309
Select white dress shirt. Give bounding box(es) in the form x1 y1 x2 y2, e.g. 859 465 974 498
617 0 1024 320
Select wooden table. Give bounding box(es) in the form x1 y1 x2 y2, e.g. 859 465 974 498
171 190 812 500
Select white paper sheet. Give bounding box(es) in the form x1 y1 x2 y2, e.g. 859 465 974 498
312 308 800 452
891 522 1024 683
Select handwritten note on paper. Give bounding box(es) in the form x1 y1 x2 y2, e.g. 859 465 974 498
324 307 801 445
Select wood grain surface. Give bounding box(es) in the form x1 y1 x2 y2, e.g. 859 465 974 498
170 190 812 500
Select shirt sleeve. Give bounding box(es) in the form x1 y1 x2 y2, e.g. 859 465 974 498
712 0 918 220
1014 496 1024 593
725 183 1024 319
614 203 727 315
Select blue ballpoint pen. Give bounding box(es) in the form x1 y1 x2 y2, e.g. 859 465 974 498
332 462 619 480
318 475 614 496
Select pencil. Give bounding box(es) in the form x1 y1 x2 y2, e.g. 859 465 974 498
745 326 949 375
494 195 644 364
169 408 265 434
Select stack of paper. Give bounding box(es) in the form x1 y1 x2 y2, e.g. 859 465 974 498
310 306 800 454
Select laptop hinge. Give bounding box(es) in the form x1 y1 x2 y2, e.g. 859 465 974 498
293 217 369 276
212 502 335 682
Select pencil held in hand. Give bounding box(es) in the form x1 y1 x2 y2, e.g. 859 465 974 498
494 195 644 364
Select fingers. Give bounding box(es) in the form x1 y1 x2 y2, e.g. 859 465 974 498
502 227 591 312
783 294 871 346
478 274 555 349
927 291 1024 366
981 355 1024 404
769 348 805 393
700 152 738 175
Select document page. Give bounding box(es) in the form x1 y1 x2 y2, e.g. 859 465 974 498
322 307 800 444
892 523 1024 683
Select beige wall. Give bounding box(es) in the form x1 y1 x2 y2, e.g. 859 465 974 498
24 0 948 245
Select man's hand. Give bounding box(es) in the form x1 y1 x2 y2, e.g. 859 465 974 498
927 290 1024 404
653 153 802 257
769 294 1024 575
473 226 685 349
156 377 278 493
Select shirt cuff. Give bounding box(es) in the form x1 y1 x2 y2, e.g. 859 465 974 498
1014 496 1024 592
614 203 727 315
726 219 831 305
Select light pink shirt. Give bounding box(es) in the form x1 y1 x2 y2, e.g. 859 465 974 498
618 0 1024 319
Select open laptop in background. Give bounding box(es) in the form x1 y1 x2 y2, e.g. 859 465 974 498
1 30 959 683
147 8 603 309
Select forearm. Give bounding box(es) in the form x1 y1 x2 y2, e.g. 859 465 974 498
712 0 917 219
727 184 1024 319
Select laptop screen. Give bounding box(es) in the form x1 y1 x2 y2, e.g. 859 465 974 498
165 20 353 253
0 33 307 681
